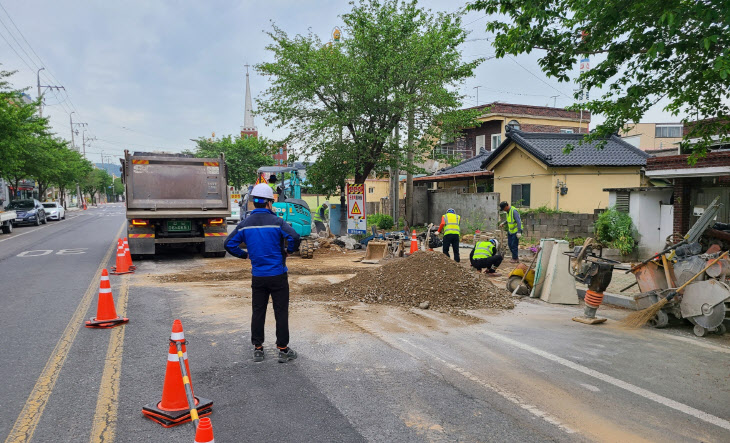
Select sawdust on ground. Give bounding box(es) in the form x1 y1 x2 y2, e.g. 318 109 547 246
304 251 514 313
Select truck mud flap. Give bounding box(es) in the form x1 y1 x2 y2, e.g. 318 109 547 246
204 232 227 253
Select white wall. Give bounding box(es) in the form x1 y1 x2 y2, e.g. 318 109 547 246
630 190 674 255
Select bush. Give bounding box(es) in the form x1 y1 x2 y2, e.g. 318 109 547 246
367 213 394 230
594 208 636 255
521 205 573 215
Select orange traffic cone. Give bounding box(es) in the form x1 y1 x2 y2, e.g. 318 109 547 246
142 319 213 427
111 239 134 275
85 269 129 328
122 238 136 271
409 229 418 255
194 417 215 443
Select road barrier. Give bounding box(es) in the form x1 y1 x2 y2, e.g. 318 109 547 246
142 319 213 428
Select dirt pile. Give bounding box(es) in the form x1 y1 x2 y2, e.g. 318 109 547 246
312 251 514 312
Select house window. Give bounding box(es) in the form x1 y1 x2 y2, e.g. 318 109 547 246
511 184 531 207
279 147 283 155
475 135 485 152
615 191 630 213
560 128 574 134
507 120 520 131
491 134 501 149
655 125 682 138
368 187 374 194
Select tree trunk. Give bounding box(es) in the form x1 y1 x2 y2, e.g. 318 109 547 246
339 178 347 236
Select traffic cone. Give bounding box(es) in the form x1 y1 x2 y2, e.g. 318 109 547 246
85 269 129 328
194 417 215 443
111 239 134 275
142 319 213 428
123 237 136 271
409 229 418 255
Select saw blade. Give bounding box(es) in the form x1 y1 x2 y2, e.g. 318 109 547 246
690 302 727 329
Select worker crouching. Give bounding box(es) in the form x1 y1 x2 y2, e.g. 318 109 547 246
470 239 503 275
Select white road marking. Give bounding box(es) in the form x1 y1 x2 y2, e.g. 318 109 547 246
580 383 601 392
662 333 730 354
480 329 730 432
399 338 577 434
17 250 53 257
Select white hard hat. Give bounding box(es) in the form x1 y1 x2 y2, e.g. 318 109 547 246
490 238 499 249
250 183 274 201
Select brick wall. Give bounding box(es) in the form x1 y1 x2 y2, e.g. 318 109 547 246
646 151 730 170
521 212 597 240
672 177 697 235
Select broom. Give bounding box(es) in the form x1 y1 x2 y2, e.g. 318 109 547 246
622 250 728 328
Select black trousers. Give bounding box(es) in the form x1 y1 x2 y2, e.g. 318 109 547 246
251 273 290 348
470 254 503 271
314 220 327 233
442 233 460 262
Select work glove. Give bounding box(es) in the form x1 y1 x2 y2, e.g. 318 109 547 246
499 221 505 228
516 232 522 239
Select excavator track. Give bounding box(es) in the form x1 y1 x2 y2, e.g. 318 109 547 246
300 238 315 259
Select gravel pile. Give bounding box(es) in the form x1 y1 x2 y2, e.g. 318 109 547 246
318 251 514 312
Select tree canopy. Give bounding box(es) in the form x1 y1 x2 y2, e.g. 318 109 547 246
191 134 275 188
468 0 730 160
0 68 94 204
257 0 482 192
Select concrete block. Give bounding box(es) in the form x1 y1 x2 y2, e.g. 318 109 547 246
559 219 569 226
538 240 579 304
567 218 581 226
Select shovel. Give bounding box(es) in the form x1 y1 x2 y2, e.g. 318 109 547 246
511 246 541 297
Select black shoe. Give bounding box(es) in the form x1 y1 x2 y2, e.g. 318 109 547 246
253 347 264 362
278 347 297 363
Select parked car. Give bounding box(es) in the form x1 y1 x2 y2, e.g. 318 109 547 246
6 199 47 226
42 202 66 220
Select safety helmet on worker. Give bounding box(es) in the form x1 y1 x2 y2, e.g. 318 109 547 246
322 202 329 208
446 208 456 214
490 238 499 249
250 183 275 203
499 201 509 211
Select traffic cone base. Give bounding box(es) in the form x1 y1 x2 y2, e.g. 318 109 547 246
142 397 213 428
85 316 129 329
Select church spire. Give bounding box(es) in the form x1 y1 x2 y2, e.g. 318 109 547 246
241 64 258 138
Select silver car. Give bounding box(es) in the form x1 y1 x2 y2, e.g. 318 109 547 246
42 202 66 220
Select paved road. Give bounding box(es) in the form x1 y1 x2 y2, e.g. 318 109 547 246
1 207 728 442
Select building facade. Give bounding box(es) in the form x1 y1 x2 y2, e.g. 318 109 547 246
621 122 683 151
437 102 591 160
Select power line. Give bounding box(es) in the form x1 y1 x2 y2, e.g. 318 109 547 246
506 55 571 98
0 27 35 73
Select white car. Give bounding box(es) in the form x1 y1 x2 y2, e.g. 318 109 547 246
42 202 66 220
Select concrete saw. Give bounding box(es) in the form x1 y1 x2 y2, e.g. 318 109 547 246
680 279 730 336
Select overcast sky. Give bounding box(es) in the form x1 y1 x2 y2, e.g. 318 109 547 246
1 1 681 165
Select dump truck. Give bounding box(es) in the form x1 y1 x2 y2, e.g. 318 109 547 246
121 150 230 258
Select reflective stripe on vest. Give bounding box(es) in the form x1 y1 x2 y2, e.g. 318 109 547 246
473 241 495 259
506 207 521 234
313 204 325 222
443 213 460 236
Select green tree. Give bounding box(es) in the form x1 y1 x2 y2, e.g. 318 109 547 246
192 134 275 188
112 177 124 197
82 169 112 205
257 0 482 193
468 0 730 160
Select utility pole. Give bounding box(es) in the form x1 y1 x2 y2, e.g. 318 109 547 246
391 125 400 225
36 67 64 118
405 110 415 227
81 130 96 159
473 86 481 106
69 112 75 148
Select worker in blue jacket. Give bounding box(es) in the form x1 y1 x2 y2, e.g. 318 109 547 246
225 183 301 363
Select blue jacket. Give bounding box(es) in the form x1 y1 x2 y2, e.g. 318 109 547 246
225 208 301 277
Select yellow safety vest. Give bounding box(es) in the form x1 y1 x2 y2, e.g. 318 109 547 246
506 206 522 234
473 241 495 259
313 204 326 222
443 213 460 236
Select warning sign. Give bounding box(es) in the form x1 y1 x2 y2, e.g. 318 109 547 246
347 183 366 234
350 202 361 215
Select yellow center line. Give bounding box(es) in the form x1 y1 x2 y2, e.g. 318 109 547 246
89 277 129 443
4 222 125 443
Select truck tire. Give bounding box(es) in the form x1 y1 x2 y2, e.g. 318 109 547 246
1 222 11 234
